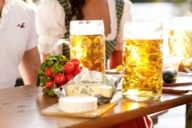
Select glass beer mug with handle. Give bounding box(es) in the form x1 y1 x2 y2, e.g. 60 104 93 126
70 20 106 73
122 22 163 101
52 39 70 59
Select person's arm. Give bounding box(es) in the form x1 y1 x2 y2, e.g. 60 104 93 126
18 5 40 85
109 0 133 69
19 47 40 85
115 0 132 51
35 0 66 61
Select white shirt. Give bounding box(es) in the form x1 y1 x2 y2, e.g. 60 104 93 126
0 0 38 88
36 0 132 54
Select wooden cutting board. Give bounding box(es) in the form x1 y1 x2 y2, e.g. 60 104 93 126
42 102 117 119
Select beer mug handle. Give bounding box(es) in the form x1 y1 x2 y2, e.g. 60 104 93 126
52 39 70 59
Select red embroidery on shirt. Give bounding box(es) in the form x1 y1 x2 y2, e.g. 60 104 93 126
17 23 25 28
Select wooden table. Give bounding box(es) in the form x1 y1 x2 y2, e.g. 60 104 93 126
0 81 192 128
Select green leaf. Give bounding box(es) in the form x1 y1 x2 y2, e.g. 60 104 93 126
46 60 54 67
37 75 52 87
39 70 45 75
47 55 58 61
52 62 59 74
43 87 56 97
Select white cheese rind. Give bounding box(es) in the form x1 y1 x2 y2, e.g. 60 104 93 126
58 96 97 113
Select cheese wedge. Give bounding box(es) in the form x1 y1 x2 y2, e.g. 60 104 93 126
66 84 114 98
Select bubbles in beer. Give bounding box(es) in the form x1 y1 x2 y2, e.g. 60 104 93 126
70 35 105 72
122 39 163 101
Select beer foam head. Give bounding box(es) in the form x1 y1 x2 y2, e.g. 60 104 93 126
169 16 192 31
70 20 104 35
123 21 163 40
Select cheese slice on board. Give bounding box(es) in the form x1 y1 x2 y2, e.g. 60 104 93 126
66 84 114 98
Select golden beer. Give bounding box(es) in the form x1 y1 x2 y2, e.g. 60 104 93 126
70 20 105 72
122 39 162 101
168 17 192 69
70 35 105 72
168 30 192 68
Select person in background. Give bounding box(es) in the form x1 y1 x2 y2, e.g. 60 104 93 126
36 0 132 69
36 0 153 127
0 0 40 88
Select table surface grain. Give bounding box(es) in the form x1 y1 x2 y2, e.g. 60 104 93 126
0 80 192 128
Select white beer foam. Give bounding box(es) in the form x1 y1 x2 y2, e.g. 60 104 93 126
70 20 104 35
169 16 192 31
123 21 163 40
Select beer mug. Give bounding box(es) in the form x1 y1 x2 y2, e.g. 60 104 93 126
168 16 192 70
70 20 106 73
122 22 163 101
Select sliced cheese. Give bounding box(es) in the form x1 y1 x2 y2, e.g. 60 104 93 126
58 96 97 113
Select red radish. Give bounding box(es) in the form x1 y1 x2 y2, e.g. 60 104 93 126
66 73 74 82
64 62 74 73
45 67 52 77
70 58 80 64
54 73 66 85
72 67 82 76
72 62 79 69
45 81 54 89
